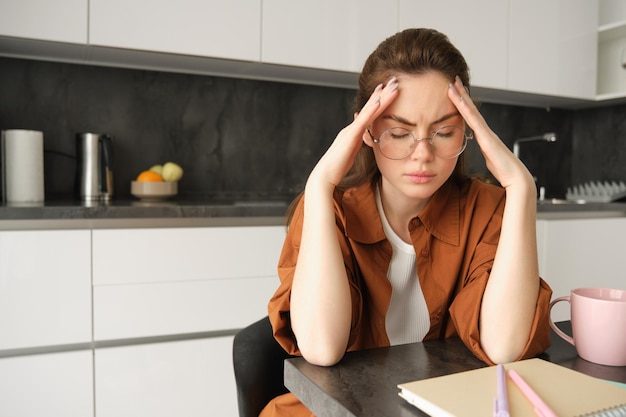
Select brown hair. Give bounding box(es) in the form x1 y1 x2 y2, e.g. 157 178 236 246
286 28 470 223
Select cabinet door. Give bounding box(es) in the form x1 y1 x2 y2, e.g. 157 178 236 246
94 275 277 340
509 0 598 99
0 0 87 43
95 337 237 417
0 230 92 350
0 350 93 417
539 218 626 322
398 0 508 90
92 226 285 340
89 0 261 61
597 0 626 97
262 0 397 72
92 226 285 285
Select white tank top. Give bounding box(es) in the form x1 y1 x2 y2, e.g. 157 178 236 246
376 187 430 345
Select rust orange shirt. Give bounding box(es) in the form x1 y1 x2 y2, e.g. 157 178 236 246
262 177 552 416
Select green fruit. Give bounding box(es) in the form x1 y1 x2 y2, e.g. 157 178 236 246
149 164 163 175
162 162 183 182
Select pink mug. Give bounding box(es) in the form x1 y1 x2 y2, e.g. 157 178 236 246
549 287 626 366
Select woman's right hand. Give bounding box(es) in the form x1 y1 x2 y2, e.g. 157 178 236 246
291 77 399 366
307 77 399 190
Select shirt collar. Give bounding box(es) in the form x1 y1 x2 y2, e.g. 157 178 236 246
342 180 461 246
417 180 461 246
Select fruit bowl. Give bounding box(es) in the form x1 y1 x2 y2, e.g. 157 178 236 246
131 181 177 201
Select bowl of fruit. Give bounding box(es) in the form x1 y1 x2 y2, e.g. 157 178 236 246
131 162 183 201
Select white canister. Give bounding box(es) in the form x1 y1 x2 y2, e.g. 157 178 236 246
1 129 45 204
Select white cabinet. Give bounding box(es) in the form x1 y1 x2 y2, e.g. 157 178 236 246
597 0 626 98
0 222 283 417
537 218 626 322
0 0 603 103
92 226 285 340
0 350 94 417
400 0 597 99
508 0 598 99
95 337 236 417
0 230 92 350
89 0 261 61
0 0 87 43
262 0 397 72
91 225 285 416
398 0 509 91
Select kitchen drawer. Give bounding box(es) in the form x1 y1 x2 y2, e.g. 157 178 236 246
0 350 94 417
95 336 237 417
0 229 92 350
92 226 286 285
94 276 276 340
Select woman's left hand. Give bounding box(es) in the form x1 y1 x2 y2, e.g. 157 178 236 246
449 78 542 364
447 77 534 191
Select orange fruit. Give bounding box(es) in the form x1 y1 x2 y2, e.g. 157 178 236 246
136 170 164 182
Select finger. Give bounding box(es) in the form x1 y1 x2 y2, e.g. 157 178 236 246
447 76 488 135
448 78 515 161
353 77 399 131
323 77 399 159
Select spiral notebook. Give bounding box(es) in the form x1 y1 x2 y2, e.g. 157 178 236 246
398 358 626 417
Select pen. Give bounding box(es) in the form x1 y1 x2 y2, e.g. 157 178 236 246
494 364 510 417
508 369 558 417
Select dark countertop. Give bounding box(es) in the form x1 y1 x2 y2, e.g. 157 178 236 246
536 201 626 219
1 196 625 228
0 198 290 219
0 197 291 229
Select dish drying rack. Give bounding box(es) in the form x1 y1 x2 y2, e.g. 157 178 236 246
565 181 626 203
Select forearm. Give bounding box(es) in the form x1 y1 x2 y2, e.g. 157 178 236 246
290 180 352 366
288 76 395 365
480 176 540 363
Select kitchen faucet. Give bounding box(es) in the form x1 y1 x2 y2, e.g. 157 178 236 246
513 132 557 158
512 132 557 201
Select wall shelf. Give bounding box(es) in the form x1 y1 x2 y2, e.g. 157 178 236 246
597 16 626 99
599 20 626 42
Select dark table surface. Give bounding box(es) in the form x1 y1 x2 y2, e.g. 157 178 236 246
284 322 626 417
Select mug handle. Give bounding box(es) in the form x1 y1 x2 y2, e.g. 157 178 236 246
549 296 575 346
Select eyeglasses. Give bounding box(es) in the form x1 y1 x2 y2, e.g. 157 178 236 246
368 126 469 160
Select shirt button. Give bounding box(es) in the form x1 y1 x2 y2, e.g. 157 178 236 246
411 219 420 226
421 249 429 257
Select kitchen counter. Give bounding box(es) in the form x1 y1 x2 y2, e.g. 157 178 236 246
2 197 625 230
0 197 291 230
536 201 626 219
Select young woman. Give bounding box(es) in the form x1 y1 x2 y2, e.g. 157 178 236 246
261 28 552 417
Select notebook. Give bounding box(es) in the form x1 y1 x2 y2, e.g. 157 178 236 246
398 358 626 417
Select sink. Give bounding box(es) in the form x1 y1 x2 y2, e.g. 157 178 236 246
536 198 626 219
537 198 587 205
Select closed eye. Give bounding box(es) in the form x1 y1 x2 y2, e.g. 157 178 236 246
435 127 456 138
434 126 464 141
388 128 412 140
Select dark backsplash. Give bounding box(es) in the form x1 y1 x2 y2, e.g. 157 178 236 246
1 57 625 201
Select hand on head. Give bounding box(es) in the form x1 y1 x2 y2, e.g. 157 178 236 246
448 76 534 190
308 77 399 188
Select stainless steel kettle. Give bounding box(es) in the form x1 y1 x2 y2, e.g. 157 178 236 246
75 133 114 201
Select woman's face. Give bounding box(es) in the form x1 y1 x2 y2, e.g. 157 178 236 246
364 71 464 210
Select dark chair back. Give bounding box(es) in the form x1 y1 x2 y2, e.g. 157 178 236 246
232 316 294 417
